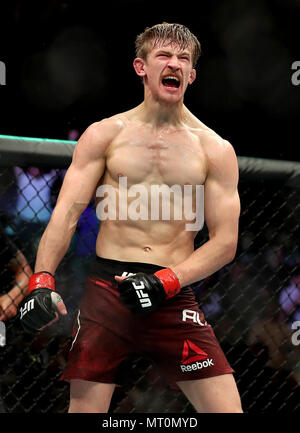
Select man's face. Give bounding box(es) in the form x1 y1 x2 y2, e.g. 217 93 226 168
134 41 196 104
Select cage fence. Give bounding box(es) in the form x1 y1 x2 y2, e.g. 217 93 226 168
0 136 299 413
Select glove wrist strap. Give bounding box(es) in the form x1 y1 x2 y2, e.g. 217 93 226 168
154 268 181 299
29 272 55 294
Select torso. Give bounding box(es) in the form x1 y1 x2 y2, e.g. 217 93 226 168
95 106 217 267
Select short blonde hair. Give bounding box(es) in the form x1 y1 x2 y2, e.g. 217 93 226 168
135 22 202 67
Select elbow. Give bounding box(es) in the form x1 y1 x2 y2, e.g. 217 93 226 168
224 240 238 264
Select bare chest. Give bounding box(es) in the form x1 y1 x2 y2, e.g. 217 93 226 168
106 127 206 187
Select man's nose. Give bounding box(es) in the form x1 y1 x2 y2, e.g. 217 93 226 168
167 56 180 70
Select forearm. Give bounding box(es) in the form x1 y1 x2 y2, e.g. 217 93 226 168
171 237 237 287
34 213 77 274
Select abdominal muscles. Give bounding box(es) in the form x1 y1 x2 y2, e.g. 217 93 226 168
96 218 197 268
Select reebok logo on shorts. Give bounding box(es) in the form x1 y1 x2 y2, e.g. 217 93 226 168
181 339 207 364
180 339 214 372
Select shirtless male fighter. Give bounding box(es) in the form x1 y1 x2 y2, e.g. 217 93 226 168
19 23 243 413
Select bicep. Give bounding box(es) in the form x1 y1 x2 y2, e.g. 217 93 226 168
52 123 107 221
55 158 104 215
204 142 240 243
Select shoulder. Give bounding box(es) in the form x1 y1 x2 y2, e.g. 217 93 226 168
185 108 237 164
204 133 238 184
186 113 239 183
73 115 127 159
82 115 126 144
202 129 237 168
190 117 238 181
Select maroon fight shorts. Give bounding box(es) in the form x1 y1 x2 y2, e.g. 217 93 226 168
61 256 234 388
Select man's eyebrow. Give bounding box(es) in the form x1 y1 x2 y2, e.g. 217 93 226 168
155 49 171 54
179 51 191 57
155 49 191 57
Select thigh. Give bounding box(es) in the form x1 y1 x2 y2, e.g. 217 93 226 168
61 276 137 384
61 316 133 384
177 373 243 413
68 379 116 413
143 290 234 386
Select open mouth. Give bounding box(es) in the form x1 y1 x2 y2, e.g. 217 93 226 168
162 76 180 89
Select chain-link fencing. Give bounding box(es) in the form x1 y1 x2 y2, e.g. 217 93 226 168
0 136 299 413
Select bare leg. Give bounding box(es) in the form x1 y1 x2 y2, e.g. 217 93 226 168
177 373 243 413
68 379 116 413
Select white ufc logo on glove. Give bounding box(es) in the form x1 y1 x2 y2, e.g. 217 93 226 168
20 299 35 319
132 281 152 308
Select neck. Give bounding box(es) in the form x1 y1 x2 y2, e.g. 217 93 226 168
136 91 188 129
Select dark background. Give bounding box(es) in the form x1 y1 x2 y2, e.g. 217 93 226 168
0 0 299 161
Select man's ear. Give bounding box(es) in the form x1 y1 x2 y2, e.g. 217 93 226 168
188 68 196 85
133 57 146 77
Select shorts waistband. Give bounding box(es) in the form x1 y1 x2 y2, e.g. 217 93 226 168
88 255 165 282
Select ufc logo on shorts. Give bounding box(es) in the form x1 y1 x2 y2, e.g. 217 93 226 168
122 272 136 277
20 299 35 319
182 309 207 326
